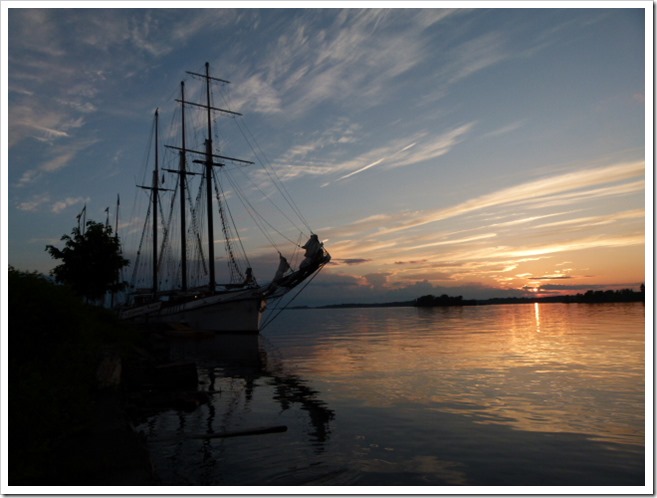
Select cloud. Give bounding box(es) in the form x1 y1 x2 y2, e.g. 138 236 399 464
8 9 231 150
17 194 51 212
406 233 497 251
296 273 532 306
51 197 89 214
335 158 384 183
15 139 99 187
376 160 644 235
533 209 643 230
520 180 644 211
332 258 372 266
445 31 508 85
505 233 644 259
363 272 391 289
9 102 85 148
227 9 462 120
322 160 643 272
283 10 428 111
273 122 476 188
482 119 527 139
16 193 89 215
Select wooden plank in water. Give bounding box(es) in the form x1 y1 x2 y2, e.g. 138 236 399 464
150 425 287 443
188 425 288 439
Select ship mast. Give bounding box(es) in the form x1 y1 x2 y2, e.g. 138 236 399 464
165 82 198 292
138 110 160 297
179 82 188 292
138 109 171 298
153 109 159 296
183 62 254 294
203 62 216 293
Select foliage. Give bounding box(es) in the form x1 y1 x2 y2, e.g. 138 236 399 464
415 294 476 307
8 266 140 484
45 221 129 302
414 287 645 307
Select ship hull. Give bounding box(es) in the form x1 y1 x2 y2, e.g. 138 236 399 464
121 289 265 333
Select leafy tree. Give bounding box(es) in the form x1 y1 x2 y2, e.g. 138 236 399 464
46 221 129 302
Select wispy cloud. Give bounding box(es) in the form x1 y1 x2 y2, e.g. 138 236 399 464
482 119 527 139
271 122 476 187
16 194 51 212
406 232 498 251
8 9 229 149
16 139 99 187
318 159 644 291
505 233 644 259
334 158 384 183
51 196 89 214
227 9 461 118
534 209 644 230
445 31 508 85
376 160 644 235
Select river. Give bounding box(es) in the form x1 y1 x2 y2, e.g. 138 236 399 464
135 302 646 488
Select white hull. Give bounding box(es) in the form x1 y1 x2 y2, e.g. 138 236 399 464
121 289 265 333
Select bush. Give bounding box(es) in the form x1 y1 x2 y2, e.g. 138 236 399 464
8 267 136 484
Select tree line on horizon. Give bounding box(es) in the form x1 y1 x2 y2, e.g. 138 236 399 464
414 286 645 307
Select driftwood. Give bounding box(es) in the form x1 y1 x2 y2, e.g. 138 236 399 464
150 425 287 442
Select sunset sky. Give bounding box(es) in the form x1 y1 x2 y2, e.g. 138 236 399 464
4 3 651 305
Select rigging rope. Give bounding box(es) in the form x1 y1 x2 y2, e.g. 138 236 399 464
260 261 327 331
212 168 244 283
130 191 152 289
222 168 291 250
191 171 208 279
157 176 179 284
216 171 252 272
239 117 313 232
218 88 313 234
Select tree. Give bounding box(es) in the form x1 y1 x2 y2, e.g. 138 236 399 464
46 221 129 302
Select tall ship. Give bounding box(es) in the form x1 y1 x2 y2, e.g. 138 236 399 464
119 63 330 333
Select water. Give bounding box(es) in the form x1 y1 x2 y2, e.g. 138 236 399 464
135 303 645 487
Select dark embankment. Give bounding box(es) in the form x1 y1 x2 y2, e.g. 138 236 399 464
9 267 154 485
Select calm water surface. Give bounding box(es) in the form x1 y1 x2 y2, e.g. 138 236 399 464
136 303 645 487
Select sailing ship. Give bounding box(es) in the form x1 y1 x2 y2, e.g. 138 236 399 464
119 63 330 333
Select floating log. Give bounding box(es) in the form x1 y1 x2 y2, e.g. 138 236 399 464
189 425 288 439
150 425 287 443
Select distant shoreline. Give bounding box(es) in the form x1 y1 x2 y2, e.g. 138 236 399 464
292 289 646 310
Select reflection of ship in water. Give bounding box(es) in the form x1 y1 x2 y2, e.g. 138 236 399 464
130 332 335 484
168 333 334 444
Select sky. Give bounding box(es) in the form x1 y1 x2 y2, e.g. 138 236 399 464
3 2 652 306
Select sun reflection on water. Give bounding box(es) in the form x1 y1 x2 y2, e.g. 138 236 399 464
276 303 644 446
534 302 541 333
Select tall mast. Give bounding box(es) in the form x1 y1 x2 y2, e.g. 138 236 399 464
204 62 216 293
138 110 172 298
111 193 120 309
152 108 159 297
114 194 120 241
179 82 188 292
179 62 253 293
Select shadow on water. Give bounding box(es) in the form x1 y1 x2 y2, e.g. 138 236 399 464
129 331 336 484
